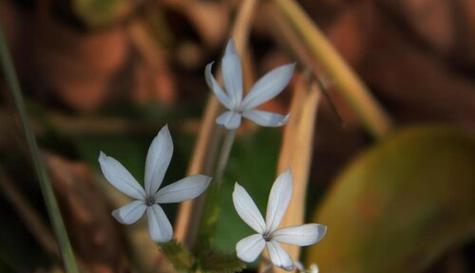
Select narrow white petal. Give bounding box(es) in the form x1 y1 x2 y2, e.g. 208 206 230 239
155 175 211 203
265 170 293 232
147 204 173 243
240 63 295 110
144 125 173 196
236 234 266 262
242 110 289 127
98 151 145 200
225 39 238 55
232 183 266 233
111 200 146 225
272 224 327 246
222 39 243 108
266 240 294 271
205 62 232 109
216 111 242 130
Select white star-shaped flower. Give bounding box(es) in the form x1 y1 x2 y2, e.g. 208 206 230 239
98 125 211 243
232 170 327 271
205 39 295 130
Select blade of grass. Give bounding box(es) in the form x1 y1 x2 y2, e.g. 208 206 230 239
0 26 80 273
273 0 392 139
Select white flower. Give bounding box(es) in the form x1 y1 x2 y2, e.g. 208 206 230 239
205 39 295 130
98 125 211 243
295 262 319 273
232 170 327 271
309 264 319 273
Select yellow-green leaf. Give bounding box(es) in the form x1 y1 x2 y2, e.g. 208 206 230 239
307 126 475 273
73 0 134 27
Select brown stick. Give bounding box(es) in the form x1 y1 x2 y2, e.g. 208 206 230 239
260 75 322 273
272 0 391 139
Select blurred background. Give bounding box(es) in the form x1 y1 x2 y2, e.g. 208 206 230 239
0 0 475 273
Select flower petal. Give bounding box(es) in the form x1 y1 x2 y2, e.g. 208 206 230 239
144 125 173 196
232 183 266 233
236 234 265 263
216 111 242 130
240 63 295 110
155 175 211 203
222 39 243 108
265 170 293 232
112 200 146 225
266 240 294 271
98 151 145 200
310 264 320 273
242 110 289 127
205 62 232 109
272 224 327 246
147 204 173 243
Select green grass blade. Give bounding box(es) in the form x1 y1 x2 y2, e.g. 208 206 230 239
0 25 80 273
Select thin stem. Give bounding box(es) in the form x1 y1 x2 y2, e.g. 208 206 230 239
174 0 257 249
214 129 236 186
259 257 274 273
0 26 80 273
195 129 236 252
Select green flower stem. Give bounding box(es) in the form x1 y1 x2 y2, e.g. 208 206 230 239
214 129 236 187
195 129 236 252
0 26 80 273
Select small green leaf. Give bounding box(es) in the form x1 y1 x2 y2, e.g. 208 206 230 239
72 0 135 27
199 251 245 273
159 240 194 273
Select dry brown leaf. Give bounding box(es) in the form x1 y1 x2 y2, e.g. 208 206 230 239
45 153 128 273
162 0 230 48
30 16 129 112
128 20 176 105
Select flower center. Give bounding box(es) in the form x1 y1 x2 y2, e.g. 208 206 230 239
145 196 155 206
263 231 272 241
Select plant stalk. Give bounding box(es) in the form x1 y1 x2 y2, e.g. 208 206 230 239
195 129 236 252
214 129 236 187
273 0 392 139
0 26 80 273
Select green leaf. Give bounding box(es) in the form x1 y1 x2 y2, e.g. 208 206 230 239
72 0 134 27
159 240 194 273
199 251 245 273
307 126 475 273
159 242 245 273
